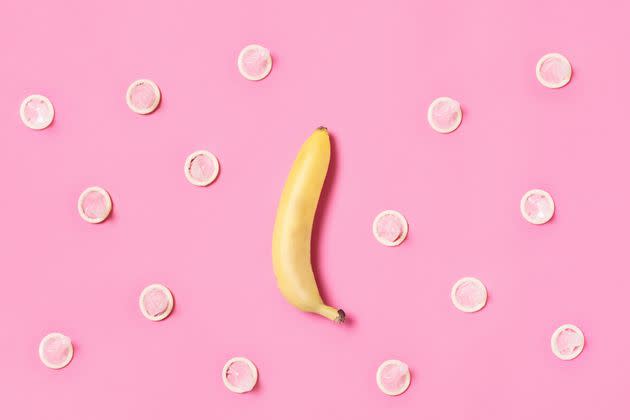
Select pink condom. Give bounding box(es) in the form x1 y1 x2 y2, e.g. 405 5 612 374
185 151 219 186
189 154 216 184
556 329 582 355
81 191 108 219
126 80 161 114
375 214 404 243
225 360 256 391
551 324 585 360
428 97 462 133
238 44 272 80
222 357 258 393
537 53 572 88
451 277 487 312
373 210 408 246
142 287 169 317
20 95 54 129
376 360 411 396
139 284 173 321
130 84 157 110
78 187 111 223
39 333 73 369
521 189 554 224
379 363 408 392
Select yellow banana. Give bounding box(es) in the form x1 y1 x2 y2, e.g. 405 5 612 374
272 127 345 323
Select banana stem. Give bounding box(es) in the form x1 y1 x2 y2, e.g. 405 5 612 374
317 305 346 323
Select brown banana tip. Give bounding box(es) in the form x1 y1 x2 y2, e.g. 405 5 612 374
336 309 346 323
317 126 328 132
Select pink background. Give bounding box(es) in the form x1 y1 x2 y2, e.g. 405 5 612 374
1 0 629 418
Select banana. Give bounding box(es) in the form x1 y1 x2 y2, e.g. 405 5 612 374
272 127 345 323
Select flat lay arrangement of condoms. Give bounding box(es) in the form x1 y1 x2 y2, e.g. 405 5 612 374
22 48 583 402
9 3 618 418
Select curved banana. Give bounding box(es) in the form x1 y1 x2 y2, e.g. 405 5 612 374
272 127 345 323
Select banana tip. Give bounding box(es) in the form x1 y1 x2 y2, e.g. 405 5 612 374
317 126 328 132
335 309 346 323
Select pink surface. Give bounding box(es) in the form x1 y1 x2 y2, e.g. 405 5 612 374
1 0 629 419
